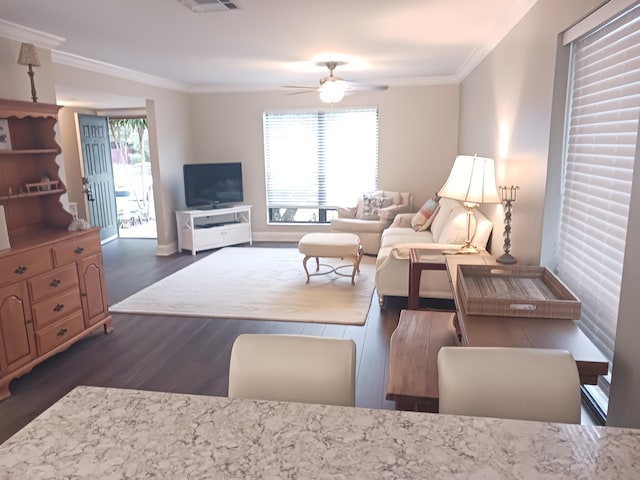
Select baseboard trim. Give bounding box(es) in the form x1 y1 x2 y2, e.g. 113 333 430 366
156 241 177 256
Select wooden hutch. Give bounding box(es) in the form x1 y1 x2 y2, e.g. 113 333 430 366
0 98 112 400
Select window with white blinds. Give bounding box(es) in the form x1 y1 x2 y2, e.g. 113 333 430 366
263 108 378 213
558 4 640 367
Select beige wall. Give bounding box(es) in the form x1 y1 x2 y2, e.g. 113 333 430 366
187 85 460 240
459 0 640 427
458 0 603 265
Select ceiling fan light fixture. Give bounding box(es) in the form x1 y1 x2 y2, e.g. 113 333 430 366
319 79 346 104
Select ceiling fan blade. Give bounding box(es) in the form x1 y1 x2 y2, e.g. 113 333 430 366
284 90 317 96
345 82 389 92
282 85 318 89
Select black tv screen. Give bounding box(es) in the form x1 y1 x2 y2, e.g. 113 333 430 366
183 162 244 208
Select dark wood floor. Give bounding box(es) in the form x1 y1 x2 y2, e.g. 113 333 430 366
0 239 428 444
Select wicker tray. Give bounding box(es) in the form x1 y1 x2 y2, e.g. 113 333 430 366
456 265 581 319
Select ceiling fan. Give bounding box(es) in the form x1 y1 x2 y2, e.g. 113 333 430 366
283 61 388 104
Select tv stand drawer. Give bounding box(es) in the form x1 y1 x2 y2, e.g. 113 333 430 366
194 223 250 249
175 206 252 255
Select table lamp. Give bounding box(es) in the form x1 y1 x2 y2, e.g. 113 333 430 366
438 154 501 254
17 43 41 103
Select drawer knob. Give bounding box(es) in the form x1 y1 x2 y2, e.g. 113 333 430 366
56 327 68 337
74 246 85 254
53 303 65 312
14 265 27 275
50 278 61 287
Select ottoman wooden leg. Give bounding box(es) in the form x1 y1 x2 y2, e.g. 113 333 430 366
302 255 312 283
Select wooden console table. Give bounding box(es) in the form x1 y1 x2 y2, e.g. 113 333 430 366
446 255 609 385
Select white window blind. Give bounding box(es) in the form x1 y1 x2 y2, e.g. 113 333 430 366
263 107 378 209
558 3 640 365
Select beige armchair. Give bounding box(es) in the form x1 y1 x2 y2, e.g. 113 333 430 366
330 190 412 255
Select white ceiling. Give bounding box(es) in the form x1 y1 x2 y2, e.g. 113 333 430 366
0 0 538 107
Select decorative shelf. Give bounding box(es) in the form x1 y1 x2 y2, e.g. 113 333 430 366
25 180 60 193
0 149 60 155
0 188 65 202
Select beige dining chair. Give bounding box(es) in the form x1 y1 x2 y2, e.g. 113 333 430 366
437 347 581 424
228 334 356 407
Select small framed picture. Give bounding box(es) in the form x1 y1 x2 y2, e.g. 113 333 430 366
0 119 11 150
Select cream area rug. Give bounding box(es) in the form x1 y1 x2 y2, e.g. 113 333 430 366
110 247 375 325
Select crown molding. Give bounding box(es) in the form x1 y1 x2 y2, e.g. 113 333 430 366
51 50 189 92
456 0 538 81
0 18 65 48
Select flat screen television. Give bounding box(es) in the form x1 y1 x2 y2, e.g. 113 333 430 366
183 162 244 208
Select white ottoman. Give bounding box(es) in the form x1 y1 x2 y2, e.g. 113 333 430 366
298 233 363 285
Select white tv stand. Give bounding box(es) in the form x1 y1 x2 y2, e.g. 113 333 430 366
175 205 252 255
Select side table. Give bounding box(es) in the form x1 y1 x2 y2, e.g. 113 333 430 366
408 248 447 310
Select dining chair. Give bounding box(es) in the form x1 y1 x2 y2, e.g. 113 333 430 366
228 334 356 407
437 346 581 423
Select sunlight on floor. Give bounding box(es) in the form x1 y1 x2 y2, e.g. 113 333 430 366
119 220 157 239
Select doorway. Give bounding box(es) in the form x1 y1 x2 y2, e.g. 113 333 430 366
108 117 156 239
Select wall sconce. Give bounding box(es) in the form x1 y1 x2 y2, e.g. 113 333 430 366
17 43 41 103
496 185 519 264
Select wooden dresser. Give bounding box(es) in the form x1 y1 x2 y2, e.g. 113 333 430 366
0 98 112 400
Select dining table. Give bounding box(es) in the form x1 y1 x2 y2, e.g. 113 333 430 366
0 385 639 479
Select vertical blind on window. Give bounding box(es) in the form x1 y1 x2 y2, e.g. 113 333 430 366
557 4 640 364
263 108 379 209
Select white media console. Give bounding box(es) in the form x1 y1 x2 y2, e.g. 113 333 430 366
175 205 252 255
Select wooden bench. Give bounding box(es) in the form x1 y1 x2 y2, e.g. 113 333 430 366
386 309 460 412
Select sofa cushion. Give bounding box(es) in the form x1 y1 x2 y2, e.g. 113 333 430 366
430 198 461 240
381 228 435 247
435 205 477 244
332 217 390 233
411 196 440 232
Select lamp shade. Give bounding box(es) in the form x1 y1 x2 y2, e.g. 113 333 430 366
17 43 40 67
319 79 346 103
438 155 501 206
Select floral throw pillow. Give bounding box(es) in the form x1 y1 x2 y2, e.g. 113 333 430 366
359 194 393 220
411 195 440 231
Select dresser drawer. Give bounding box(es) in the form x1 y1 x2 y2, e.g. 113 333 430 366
28 264 79 303
51 234 102 266
0 248 52 287
32 287 82 330
35 310 84 356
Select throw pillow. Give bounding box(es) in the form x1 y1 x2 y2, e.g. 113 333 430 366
411 195 440 232
359 194 380 220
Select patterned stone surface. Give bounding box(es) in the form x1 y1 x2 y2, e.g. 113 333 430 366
0 386 638 479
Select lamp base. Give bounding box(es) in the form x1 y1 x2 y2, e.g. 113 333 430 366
456 243 479 255
496 253 517 264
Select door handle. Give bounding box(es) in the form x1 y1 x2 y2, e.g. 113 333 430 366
81 176 95 202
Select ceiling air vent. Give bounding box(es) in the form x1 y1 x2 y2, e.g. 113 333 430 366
178 0 239 12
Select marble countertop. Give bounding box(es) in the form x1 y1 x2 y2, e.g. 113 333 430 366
1 386 639 479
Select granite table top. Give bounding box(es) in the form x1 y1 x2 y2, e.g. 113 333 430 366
0 386 639 479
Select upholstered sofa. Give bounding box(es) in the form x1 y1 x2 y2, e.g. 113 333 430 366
375 198 493 307
330 191 412 255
